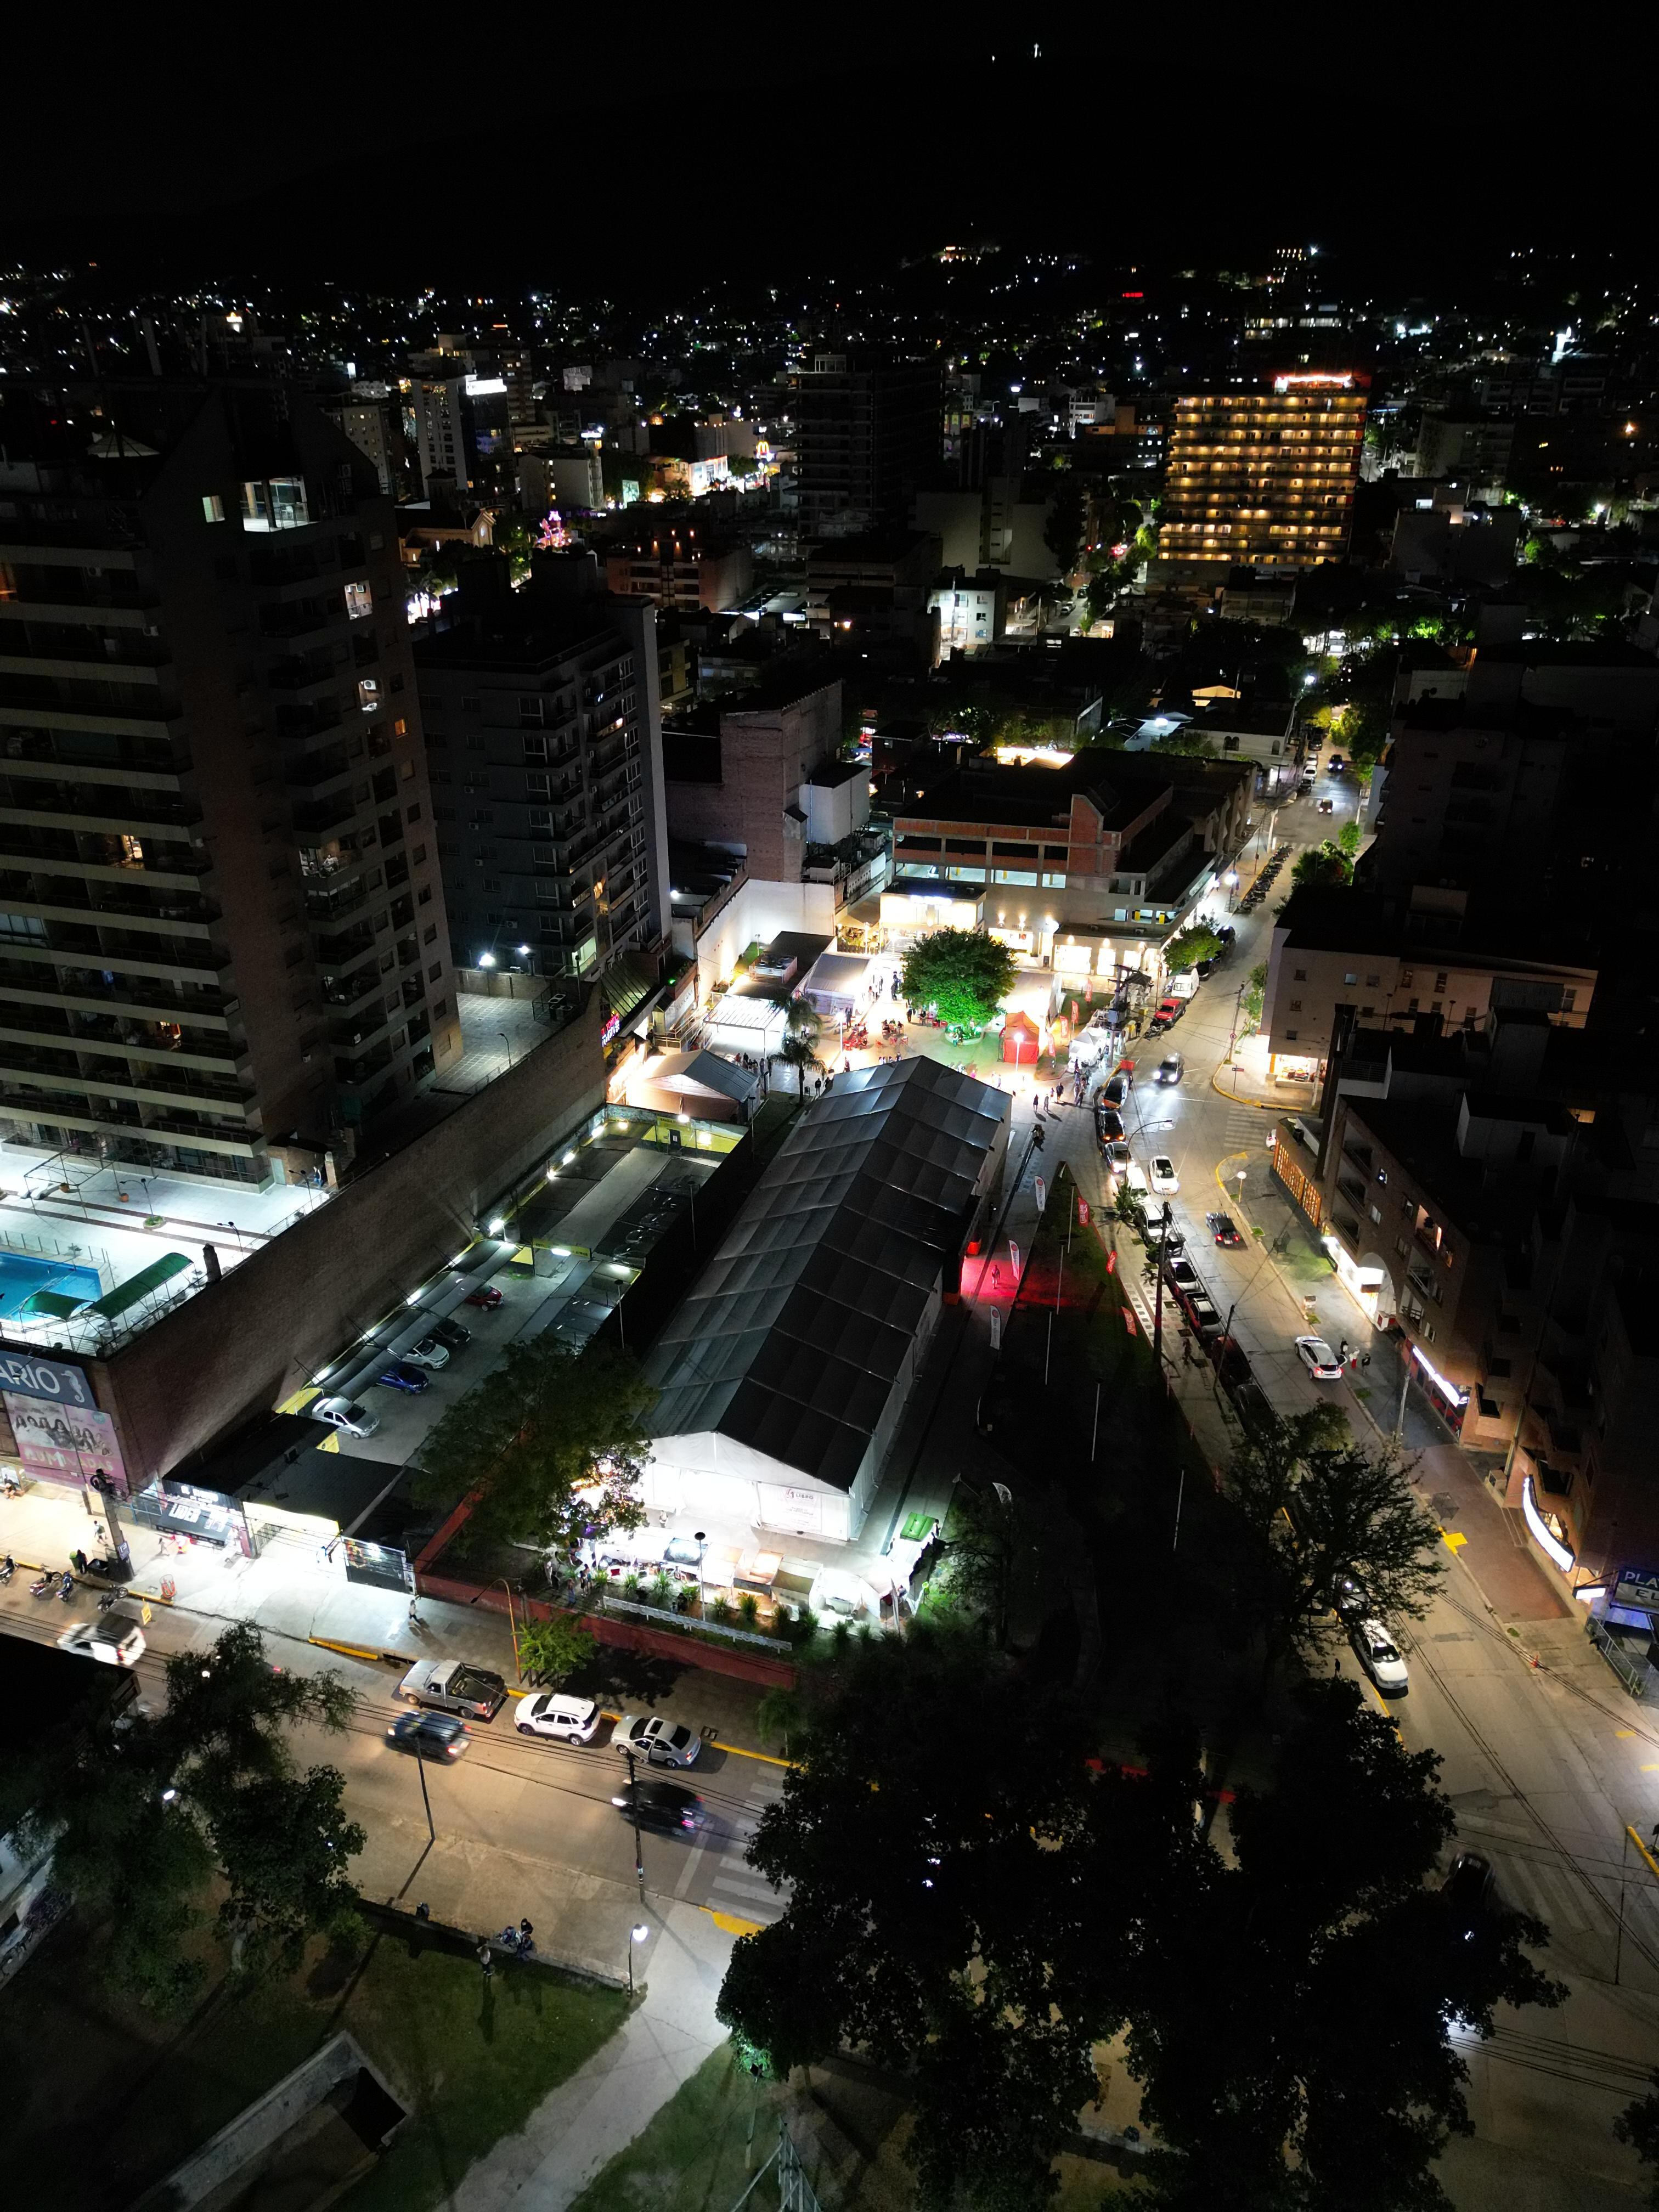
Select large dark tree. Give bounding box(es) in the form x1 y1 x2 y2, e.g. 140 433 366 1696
716 1626 1157 2208
1042 473 1086 579
720 1636 1560 2210
414 1334 653 1550
1127 1681 1564 2212
1 1623 363 2006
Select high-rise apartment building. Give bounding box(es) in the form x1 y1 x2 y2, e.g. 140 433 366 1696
793 353 942 534
414 553 670 980
1159 373 1368 572
0 379 460 1189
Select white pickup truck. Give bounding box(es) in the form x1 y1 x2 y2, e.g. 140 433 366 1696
396 1659 507 1721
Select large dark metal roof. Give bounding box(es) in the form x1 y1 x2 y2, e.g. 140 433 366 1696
645 1057 1008 1491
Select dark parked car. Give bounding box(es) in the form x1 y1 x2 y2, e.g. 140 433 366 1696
611 1778 704 1832
1094 1107 1126 1144
432 1315 472 1350
377 1361 430 1393
1102 1074 1129 1110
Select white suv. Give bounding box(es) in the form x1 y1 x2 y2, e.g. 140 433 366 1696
515 1692 602 1743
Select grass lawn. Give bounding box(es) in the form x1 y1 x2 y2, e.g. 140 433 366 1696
569 2044 781 2211
5 1911 628 2212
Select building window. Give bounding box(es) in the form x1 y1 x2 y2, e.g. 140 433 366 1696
358 678 380 714
424 924 437 944
428 962 442 981
992 869 1037 885
1041 871 1067 888
344 580 373 619
1294 968 1308 981
240 477 309 531
407 803 421 822
1289 999 1303 1011
202 493 226 524
1284 1029 1299 1041
1342 972 1357 986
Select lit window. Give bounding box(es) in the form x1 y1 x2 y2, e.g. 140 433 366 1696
240 476 309 531
358 679 380 714
201 493 226 524
345 579 373 619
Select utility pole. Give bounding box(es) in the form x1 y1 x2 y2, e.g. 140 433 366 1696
1393 1347 1412 1440
415 1745 436 1843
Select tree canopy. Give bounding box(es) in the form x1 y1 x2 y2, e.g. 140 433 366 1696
900 928 1018 1032
414 1333 654 1551
1222 1412 1445 1676
1291 840 1354 891
0 1623 362 2006
1164 923 1222 974
716 1628 1560 2211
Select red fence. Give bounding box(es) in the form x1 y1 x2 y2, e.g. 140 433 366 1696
416 1571 798 1690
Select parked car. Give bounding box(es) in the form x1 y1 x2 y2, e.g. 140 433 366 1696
1333 1574 1369 1624
1295 1335 1344 1380
377 1361 430 1393
662 1532 706 1567
386 1712 470 1761
1150 1156 1180 1195
611 1778 704 1832
1107 1138 1135 1174
1121 1158 1149 1193
1186 1294 1223 1340
1234 1379 1282 1442
1207 1211 1244 1247
1212 1335 1252 1395
1155 1052 1184 1085
1216 926 1236 946
311 1395 379 1438
1167 1256 1203 1295
398 1660 508 1720
1102 1074 1129 1110
1352 1618 1409 1694
1095 1107 1126 1143
58 1615 145 1668
432 1315 472 1351
463 1284 505 1310
405 1334 450 1369
614 1713 701 1768
514 1692 602 1743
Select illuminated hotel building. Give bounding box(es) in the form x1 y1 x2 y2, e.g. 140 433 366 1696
1160 374 1369 571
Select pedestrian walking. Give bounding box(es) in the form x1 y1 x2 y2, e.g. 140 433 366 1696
71 1548 87 1576
477 1939 494 1979
408 1597 422 1624
989 1263 1002 1291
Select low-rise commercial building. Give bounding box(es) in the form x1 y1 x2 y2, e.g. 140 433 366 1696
1264 884 1595 1084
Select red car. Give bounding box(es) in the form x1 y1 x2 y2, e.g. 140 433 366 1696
464 1285 504 1310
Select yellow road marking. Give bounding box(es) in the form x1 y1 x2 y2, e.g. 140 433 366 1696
1617 1729 1638 1739
1641 1763 1659 1774
1627 1825 1659 1883
702 1906 765 1937
1440 1531 1468 1554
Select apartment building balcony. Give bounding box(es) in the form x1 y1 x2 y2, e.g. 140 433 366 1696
329 996 399 1052
258 598 349 644
284 751 357 800
304 879 370 925
334 1041 395 1087
290 793 360 838
0 1047 252 1116
312 916 375 967
274 698 345 742
321 964 381 1012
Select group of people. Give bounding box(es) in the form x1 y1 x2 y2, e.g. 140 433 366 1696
476 1918 535 1976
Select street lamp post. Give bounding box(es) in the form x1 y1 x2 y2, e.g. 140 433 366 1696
500 1029 515 1069
414 1743 436 1843
628 1919 649 1997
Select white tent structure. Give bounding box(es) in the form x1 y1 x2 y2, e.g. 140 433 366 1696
704 991 788 1058
626 1048 760 1122
640 1058 1011 1541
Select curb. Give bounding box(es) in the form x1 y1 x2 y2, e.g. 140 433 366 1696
310 1634 410 1667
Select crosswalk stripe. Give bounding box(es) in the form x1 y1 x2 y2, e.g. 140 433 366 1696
712 1867 785 1901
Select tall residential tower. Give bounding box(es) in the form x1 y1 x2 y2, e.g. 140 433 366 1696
0 379 460 1190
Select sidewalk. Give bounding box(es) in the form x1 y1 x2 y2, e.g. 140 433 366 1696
450 1899 732 2211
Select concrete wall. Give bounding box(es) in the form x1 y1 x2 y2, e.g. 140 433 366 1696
41 995 607 1485
695 878 838 993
